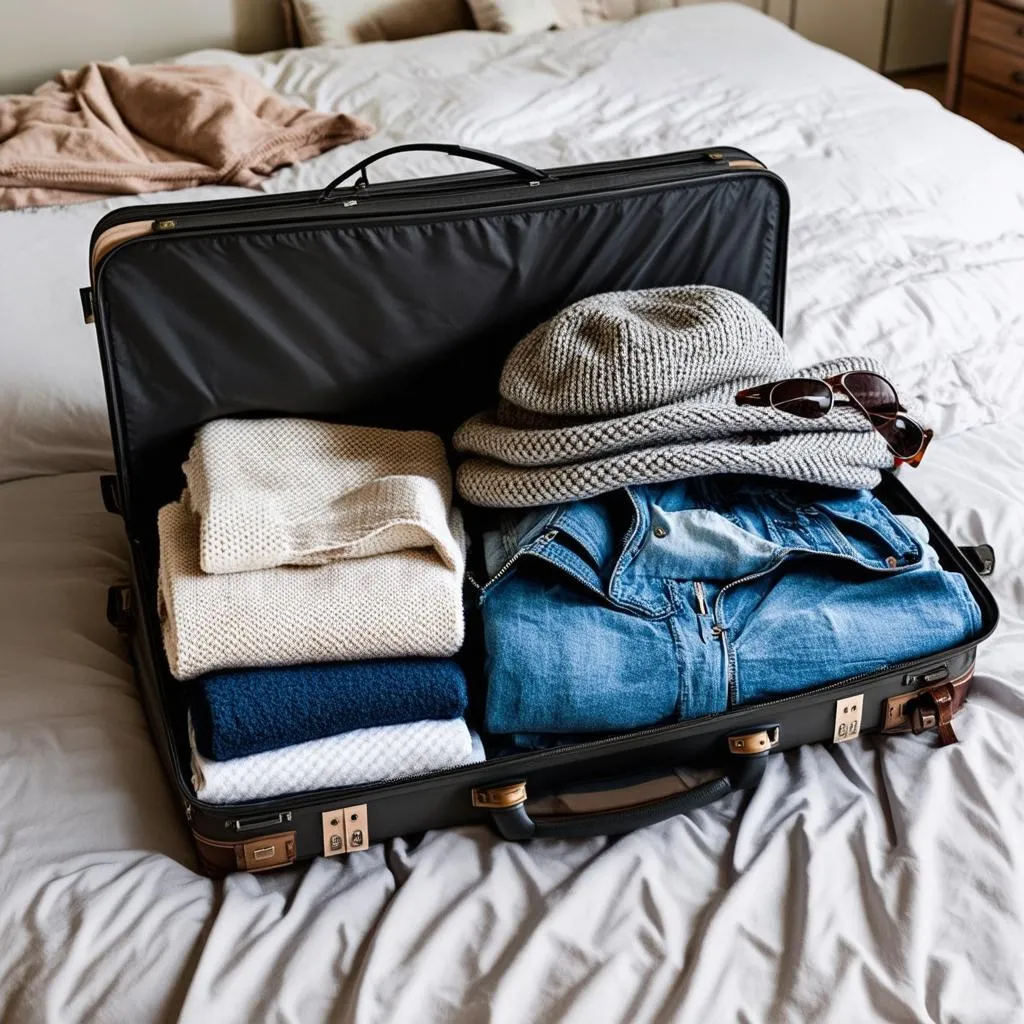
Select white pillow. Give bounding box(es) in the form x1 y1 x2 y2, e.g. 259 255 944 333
288 0 474 45
466 0 562 32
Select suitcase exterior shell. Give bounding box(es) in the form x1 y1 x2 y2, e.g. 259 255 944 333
88 146 998 872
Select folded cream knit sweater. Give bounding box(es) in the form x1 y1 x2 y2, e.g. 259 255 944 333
184 419 460 574
159 500 466 679
158 420 467 680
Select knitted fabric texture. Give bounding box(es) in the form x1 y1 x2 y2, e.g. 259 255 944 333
457 430 893 507
456 355 881 468
190 657 469 760
184 419 459 575
498 285 792 418
157 499 466 680
453 286 902 507
190 716 482 803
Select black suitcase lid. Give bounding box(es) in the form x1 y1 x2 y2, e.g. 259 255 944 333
87 143 789 536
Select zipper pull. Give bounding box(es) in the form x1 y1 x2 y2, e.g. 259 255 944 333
693 581 708 615
706 151 728 165
153 218 177 232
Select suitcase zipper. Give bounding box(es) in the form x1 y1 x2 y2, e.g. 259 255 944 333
91 148 766 267
144 160 748 235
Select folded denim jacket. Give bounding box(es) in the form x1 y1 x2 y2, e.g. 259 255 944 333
477 477 982 737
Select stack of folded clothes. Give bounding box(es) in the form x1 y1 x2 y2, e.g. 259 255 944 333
453 286 982 749
157 418 483 802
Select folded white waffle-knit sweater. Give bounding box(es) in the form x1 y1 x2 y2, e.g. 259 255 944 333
189 716 483 803
158 499 466 680
184 419 460 575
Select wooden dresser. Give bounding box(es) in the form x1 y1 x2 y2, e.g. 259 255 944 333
947 0 1024 146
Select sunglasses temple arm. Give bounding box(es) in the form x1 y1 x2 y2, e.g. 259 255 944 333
734 388 770 408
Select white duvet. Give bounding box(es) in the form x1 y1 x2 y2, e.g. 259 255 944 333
2 4 1024 1021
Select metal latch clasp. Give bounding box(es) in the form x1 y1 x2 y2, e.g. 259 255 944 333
471 781 528 809
727 727 779 755
833 694 864 743
240 832 296 872
322 804 369 857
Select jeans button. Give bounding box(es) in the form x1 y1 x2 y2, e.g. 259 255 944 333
653 526 668 539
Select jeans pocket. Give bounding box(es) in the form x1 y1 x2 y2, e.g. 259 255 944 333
819 499 923 569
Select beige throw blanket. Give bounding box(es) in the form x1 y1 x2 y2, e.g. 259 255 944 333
0 61 373 210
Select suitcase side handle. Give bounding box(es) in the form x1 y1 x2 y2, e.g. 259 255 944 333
476 727 774 841
317 143 554 203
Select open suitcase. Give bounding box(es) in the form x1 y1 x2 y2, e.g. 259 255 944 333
84 143 999 875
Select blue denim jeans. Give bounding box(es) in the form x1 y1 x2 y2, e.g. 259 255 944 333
478 477 981 737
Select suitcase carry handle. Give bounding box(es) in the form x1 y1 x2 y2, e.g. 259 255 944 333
318 143 554 203
475 728 774 841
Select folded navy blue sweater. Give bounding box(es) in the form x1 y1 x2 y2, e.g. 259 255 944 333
190 658 469 760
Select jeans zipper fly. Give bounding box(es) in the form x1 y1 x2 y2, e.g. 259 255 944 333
479 529 559 597
712 547 913 707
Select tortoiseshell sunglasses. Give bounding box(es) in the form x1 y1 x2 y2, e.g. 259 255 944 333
735 371 933 467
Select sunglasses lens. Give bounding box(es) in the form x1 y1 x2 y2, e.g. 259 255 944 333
843 372 923 458
842 372 899 417
878 415 926 459
769 379 832 419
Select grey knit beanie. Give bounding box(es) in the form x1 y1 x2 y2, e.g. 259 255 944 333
453 285 893 508
500 286 791 418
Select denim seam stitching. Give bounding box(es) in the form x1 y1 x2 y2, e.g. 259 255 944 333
666 613 688 720
609 488 672 617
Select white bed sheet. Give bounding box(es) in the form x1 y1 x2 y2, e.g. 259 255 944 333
2 4 1024 1021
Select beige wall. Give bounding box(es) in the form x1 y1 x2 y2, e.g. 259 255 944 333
0 0 287 94
0 0 953 95
885 0 956 72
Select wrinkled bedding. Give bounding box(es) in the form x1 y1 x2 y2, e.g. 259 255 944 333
2 4 1024 1021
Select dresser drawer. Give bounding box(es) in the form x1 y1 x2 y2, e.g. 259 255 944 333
958 77 1024 147
965 38 1024 96
969 0 1024 60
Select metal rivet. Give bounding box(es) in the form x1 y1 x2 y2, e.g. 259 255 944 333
653 526 668 538
886 556 898 568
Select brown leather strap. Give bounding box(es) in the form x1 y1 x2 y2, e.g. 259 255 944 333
912 682 960 746
931 684 959 747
